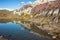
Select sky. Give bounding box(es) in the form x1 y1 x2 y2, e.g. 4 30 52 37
0 0 35 10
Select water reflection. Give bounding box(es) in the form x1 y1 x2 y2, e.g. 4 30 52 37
12 20 31 30
12 20 59 40
12 20 53 40
0 20 51 40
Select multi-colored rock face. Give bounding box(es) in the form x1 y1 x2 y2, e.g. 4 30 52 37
30 0 60 39
13 4 33 16
31 0 60 16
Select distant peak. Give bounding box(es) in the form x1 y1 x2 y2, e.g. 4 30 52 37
0 8 14 11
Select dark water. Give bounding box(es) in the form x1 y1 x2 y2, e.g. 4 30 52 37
0 21 51 40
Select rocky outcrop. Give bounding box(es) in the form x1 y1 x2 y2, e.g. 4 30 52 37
13 4 33 16
30 0 60 39
31 0 60 16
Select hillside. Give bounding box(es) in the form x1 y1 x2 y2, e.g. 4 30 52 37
0 10 12 17
0 10 20 20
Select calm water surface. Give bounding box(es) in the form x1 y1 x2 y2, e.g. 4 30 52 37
0 21 51 40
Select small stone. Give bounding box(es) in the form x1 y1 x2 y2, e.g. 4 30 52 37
52 35 57 39
0 36 3 38
48 33 50 34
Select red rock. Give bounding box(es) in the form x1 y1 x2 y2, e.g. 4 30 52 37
31 0 60 15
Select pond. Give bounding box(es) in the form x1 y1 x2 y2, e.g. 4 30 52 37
0 20 51 40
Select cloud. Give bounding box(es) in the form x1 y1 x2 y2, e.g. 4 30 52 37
21 1 25 5
0 8 14 11
20 1 33 5
28 1 32 4
21 2 25 4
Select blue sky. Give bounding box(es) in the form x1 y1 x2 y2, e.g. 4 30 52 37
0 0 35 10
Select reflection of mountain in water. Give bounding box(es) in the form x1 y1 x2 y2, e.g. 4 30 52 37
0 20 52 40
0 20 59 40
12 20 54 40
12 20 31 30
